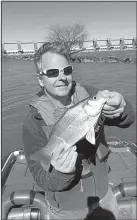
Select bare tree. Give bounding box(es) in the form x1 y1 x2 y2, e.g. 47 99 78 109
45 23 88 53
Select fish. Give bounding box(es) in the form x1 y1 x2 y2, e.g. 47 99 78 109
30 90 111 171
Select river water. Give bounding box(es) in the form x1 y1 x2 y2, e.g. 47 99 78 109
2 58 136 158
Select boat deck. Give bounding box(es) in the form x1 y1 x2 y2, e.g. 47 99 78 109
2 155 44 199
108 150 136 187
2 143 136 199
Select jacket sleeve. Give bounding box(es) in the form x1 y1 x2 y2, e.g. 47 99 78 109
84 85 135 128
22 109 78 192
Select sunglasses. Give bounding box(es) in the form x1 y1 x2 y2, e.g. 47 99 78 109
39 65 73 78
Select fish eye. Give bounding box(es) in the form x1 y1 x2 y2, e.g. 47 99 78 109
93 96 96 100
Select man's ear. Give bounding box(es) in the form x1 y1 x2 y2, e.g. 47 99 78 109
37 75 44 88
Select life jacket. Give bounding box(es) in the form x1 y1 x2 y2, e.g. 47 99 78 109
30 82 110 165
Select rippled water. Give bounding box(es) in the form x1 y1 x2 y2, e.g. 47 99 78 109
2 58 136 157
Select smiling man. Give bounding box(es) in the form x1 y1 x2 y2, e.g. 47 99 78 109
22 42 135 220
36 50 73 104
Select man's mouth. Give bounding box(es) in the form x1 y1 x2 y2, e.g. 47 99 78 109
57 84 68 87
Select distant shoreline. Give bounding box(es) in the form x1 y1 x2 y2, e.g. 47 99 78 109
2 49 136 64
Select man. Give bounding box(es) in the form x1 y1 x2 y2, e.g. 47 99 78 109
22 42 135 219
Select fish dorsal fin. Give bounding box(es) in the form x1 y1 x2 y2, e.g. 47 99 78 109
86 127 96 145
53 107 68 123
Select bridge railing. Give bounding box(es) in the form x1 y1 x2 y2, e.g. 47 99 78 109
2 38 137 54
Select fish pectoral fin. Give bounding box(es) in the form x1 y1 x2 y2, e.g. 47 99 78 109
86 127 96 145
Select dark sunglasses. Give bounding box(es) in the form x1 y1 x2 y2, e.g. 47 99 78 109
39 65 73 78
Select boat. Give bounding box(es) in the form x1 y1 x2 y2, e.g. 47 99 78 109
2 136 137 220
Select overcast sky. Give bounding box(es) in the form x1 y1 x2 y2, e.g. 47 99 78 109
2 1 136 48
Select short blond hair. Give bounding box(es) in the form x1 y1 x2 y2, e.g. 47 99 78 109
34 42 70 73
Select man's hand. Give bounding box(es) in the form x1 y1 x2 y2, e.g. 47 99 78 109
51 145 78 173
99 90 126 119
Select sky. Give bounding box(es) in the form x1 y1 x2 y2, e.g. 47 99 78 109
1 1 136 51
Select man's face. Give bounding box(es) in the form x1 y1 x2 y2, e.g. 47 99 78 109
39 52 73 97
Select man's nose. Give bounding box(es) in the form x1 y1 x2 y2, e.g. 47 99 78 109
58 69 67 80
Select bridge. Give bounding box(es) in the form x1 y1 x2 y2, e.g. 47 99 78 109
2 38 137 55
